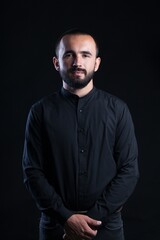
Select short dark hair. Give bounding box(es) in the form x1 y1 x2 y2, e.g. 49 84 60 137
54 28 100 57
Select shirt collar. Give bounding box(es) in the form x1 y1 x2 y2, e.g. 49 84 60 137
61 86 96 101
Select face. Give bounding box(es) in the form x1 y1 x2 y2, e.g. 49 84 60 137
53 34 101 89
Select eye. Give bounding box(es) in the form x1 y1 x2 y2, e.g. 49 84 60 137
63 51 74 59
64 53 72 58
82 52 91 58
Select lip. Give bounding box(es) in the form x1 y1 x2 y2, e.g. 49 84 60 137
72 70 84 77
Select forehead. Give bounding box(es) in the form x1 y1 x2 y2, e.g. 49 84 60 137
59 34 97 54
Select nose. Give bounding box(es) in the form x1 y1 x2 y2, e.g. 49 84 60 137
72 55 82 67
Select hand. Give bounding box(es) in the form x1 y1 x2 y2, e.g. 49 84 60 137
64 214 102 240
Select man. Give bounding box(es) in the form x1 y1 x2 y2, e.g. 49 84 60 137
22 28 139 240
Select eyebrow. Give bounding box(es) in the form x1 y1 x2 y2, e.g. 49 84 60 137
64 50 92 56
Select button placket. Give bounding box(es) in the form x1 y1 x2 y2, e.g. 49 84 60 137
77 100 88 200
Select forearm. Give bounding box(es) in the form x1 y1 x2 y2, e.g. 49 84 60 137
87 155 139 223
23 166 73 224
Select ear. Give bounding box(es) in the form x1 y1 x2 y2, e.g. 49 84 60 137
53 57 59 71
94 57 101 72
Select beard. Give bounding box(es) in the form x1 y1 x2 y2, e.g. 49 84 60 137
59 67 95 89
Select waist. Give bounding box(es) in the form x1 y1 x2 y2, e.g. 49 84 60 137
72 210 88 214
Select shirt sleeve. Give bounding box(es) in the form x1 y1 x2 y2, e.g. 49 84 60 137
87 101 139 223
22 105 73 225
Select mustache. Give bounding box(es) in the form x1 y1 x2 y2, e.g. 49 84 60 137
69 66 86 74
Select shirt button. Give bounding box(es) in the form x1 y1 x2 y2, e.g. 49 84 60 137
79 171 87 176
79 128 84 133
79 109 83 112
80 149 84 153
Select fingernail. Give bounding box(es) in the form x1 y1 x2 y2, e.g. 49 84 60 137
97 221 102 225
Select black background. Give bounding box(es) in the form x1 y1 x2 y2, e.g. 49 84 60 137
1 1 160 239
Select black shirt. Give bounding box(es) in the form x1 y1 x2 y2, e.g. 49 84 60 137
22 87 139 224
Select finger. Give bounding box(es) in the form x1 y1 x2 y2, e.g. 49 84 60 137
80 227 98 239
87 218 102 227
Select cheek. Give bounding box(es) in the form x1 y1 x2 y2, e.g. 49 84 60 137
58 61 65 70
59 63 69 72
90 62 98 72
59 59 71 69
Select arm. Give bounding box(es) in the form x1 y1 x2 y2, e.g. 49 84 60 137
87 103 139 223
22 105 73 224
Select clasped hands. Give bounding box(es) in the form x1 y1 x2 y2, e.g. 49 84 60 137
63 214 102 240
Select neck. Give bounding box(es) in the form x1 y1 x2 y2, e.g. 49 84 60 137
62 80 94 97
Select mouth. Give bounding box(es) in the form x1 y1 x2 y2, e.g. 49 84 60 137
72 70 84 77
70 68 86 77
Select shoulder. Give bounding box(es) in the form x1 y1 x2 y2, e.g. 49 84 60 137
95 88 133 123
25 91 61 123
95 88 128 109
30 91 61 112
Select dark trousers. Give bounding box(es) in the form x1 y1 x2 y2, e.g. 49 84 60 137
39 225 125 240
39 212 125 240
